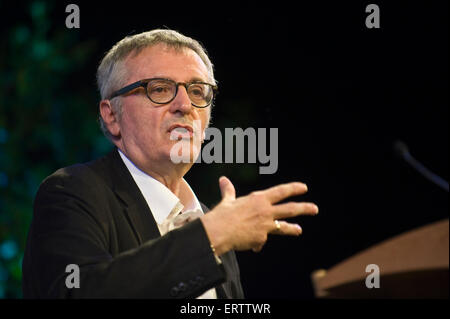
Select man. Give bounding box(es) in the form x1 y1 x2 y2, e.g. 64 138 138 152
22 29 319 298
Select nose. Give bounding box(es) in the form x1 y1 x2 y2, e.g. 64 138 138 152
168 85 192 115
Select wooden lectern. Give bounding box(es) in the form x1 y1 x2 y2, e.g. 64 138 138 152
311 218 449 298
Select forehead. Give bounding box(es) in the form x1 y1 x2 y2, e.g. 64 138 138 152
124 43 210 83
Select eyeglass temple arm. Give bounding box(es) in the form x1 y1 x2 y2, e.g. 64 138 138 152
108 81 145 100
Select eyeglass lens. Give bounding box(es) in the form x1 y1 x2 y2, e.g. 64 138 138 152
147 79 213 107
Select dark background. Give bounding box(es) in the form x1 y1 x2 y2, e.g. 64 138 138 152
0 0 447 298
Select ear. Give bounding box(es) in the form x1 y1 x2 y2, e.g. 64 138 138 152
99 100 121 137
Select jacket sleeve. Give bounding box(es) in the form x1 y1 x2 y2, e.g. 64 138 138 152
22 169 226 298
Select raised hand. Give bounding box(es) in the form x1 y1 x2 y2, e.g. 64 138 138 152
200 176 319 255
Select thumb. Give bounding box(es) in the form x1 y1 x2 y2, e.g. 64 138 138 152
219 176 236 201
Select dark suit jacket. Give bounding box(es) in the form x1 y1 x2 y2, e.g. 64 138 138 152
22 148 244 298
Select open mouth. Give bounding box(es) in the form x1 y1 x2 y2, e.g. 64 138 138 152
168 124 194 140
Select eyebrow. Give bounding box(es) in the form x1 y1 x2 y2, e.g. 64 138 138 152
152 75 209 83
189 77 209 83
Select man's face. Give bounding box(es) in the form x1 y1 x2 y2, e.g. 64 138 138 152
113 44 211 171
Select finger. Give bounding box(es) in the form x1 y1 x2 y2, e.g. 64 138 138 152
219 176 236 201
269 220 303 236
252 244 264 253
272 202 319 220
262 182 308 204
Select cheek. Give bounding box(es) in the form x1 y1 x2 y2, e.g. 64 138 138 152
121 109 163 143
198 110 211 130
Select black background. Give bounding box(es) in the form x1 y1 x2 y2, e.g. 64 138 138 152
3 0 448 299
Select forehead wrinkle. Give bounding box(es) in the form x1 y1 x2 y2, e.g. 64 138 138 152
124 45 211 84
147 75 209 83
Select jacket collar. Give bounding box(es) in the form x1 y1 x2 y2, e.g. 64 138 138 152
117 148 203 225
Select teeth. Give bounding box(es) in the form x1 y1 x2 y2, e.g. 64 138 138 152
171 126 192 133
170 127 192 140
172 127 188 134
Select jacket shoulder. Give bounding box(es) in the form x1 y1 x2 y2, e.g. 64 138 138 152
36 152 116 205
43 149 116 185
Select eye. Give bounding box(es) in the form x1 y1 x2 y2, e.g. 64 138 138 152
149 80 174 95
189 84 206 97
153 87 167 93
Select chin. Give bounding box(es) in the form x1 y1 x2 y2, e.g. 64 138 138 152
168 141 201 164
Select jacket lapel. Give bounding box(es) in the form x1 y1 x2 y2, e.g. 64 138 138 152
104 148 161 244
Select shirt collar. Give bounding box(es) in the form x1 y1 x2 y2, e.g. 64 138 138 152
118 149 203 224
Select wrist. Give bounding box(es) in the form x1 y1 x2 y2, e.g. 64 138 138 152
210 243 223 264
200 213 231 256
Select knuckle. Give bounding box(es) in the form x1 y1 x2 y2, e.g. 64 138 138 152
253 210 264 220
250 191 266 203
277 186 288 197
256 233 267 245
260 208 272 219
250 191 262 197
286 203 297 216
250 194 270 211
248 192 259 203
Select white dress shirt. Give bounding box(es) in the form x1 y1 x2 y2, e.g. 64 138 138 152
118 149 217 299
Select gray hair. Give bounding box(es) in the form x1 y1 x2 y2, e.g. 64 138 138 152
97 29 216 141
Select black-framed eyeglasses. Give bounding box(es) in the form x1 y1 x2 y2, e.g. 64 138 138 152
108 78 218 108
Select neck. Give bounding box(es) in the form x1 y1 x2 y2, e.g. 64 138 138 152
140 164 195 209
117 146 193 198
141 164 189 197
